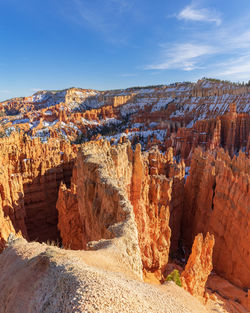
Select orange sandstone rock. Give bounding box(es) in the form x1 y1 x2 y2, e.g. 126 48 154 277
57 178 82 250
0 132 76 250
56 140 185 276
181 232 215 300
183 147 250 288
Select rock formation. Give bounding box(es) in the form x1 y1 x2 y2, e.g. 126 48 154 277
56 179 82 250
1 79 249 160
0 79 248 312
181 232 215 300
0 132 76 251
171 105 250 164
183 147 250 288
58 140 145 278
56 140 185 278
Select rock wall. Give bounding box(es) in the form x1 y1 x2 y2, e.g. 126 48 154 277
182 147 250 288
129 145 185 273
56 140 185 277
220 107 250 156
0 133 76 250
57 168 82 250
58 140 143 278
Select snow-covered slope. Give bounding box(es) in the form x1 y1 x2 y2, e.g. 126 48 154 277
0 79 249 158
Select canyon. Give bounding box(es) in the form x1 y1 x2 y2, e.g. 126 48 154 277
0 133 76 249
0 79 249 313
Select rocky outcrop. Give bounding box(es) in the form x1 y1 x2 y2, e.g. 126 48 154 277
0 132 76 250
105 94 136 107
130 145 172 274
182 147 250 288
56 140 185 277
181 233 215 300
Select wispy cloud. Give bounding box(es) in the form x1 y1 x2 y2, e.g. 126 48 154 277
146 43 216 71
203 27 250 80
145 5 250 81
0 90 11 94
68 0 134 43
177 4 221 26
214 54 250 80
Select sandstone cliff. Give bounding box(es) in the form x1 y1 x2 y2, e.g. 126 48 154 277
0 132 76 250
56 140 185 278
58 140 143 278
183 147 250 288
171 104 250 163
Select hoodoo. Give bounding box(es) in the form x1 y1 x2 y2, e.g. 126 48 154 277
0 79 249 313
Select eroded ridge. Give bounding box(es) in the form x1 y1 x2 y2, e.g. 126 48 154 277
57 140 185 279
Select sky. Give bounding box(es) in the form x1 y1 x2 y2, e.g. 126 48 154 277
1 0 250 100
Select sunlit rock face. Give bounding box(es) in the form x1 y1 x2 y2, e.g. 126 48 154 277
181 232 215 300
0 79 248 312
56 140 185 278
0 133 76 251
183 146 250 288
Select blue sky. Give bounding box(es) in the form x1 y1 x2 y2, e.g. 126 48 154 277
1 0 250 100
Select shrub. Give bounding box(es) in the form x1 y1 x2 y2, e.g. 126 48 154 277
166 269 182 287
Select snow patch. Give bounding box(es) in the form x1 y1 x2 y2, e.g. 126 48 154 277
12 118 30 125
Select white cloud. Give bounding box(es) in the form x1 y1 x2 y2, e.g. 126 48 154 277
146 43 215 71
177 5 221 26
215 54 250 80
145 9 250 81
69 0 133 43
0 90 11 94
227 30 250 49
